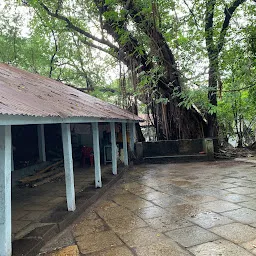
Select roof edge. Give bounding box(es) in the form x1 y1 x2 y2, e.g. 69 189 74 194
0 114 141 126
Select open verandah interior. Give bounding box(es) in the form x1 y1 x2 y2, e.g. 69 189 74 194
11 163 126 256
0 120 137 256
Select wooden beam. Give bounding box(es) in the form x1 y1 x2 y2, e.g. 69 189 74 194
110 122 117 175
92 122 102 188
37 124 46 162
0 125 12 256
122 122 128 166
61 123 76 211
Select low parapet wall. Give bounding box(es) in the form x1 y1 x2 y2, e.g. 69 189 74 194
135 138 214 161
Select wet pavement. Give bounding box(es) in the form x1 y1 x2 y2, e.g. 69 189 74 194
34 160 256 255
11 164 125 255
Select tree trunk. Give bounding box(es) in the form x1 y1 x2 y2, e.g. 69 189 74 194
237 115 243 147
135 123 145 142
39 0 207 140
237 135 243 148
128 104 145 142
204 0 246 140
206 60 218 138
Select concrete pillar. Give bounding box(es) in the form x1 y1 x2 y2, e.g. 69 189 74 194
203 138 214 161
122 122 128 166
11 145 14 172
92 122 102 188
0 125 12 256
129 122 136 152
110 122 117 175
61 123 76 211
135 142 143 160
37 124 46 162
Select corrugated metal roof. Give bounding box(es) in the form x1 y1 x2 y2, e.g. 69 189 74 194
0 64 141 121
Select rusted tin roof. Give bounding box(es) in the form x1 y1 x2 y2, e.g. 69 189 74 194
0 64 141 121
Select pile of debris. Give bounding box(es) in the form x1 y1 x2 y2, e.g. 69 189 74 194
18 160 64 188
215 143 255 159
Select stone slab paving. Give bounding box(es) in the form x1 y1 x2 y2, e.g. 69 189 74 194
200 200 241 213
188 211 234 229
11 164 125 255
222 207 256 224
48 245 80 256
210 223 256 243
39 161 256 255
165 225 219 247
188 239 253 256
12 165 115 237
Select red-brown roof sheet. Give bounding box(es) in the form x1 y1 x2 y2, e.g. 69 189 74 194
0 64 141 121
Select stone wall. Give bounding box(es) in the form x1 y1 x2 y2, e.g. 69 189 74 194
135 138 214 160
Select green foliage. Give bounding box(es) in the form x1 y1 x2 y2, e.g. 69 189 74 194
1 0 256 142
0 0 117 95
217 37 256 143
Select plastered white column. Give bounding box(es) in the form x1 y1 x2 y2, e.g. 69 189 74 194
129 122 136 152
61 123 76 211
37 124 46 162
11 145 14 172
122 122 128 166
110 123 117 175
92 122 102 188
0 125 12 256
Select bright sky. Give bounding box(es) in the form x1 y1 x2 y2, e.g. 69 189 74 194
0 1 33 37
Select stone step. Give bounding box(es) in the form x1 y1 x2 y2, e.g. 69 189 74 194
143 154 208 163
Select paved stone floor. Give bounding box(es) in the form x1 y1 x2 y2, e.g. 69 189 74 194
39 160 256 256
12 164 112 241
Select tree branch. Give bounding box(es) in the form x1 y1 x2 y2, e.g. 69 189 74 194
183 0 199 29
49 29 58 78
205 0 217 54
119 0 181 89
39 2 120 52
217 0 247 52
221 83 256 92
80 37 117 57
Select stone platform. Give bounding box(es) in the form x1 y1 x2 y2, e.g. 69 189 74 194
40 160 256 256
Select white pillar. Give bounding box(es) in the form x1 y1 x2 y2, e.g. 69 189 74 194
61 123 76 211
122 122 128 166
37 124 46 162
11 145 14 172
110 122 117 175
0 125 12 256
129 122 136 152
92 122 102 188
